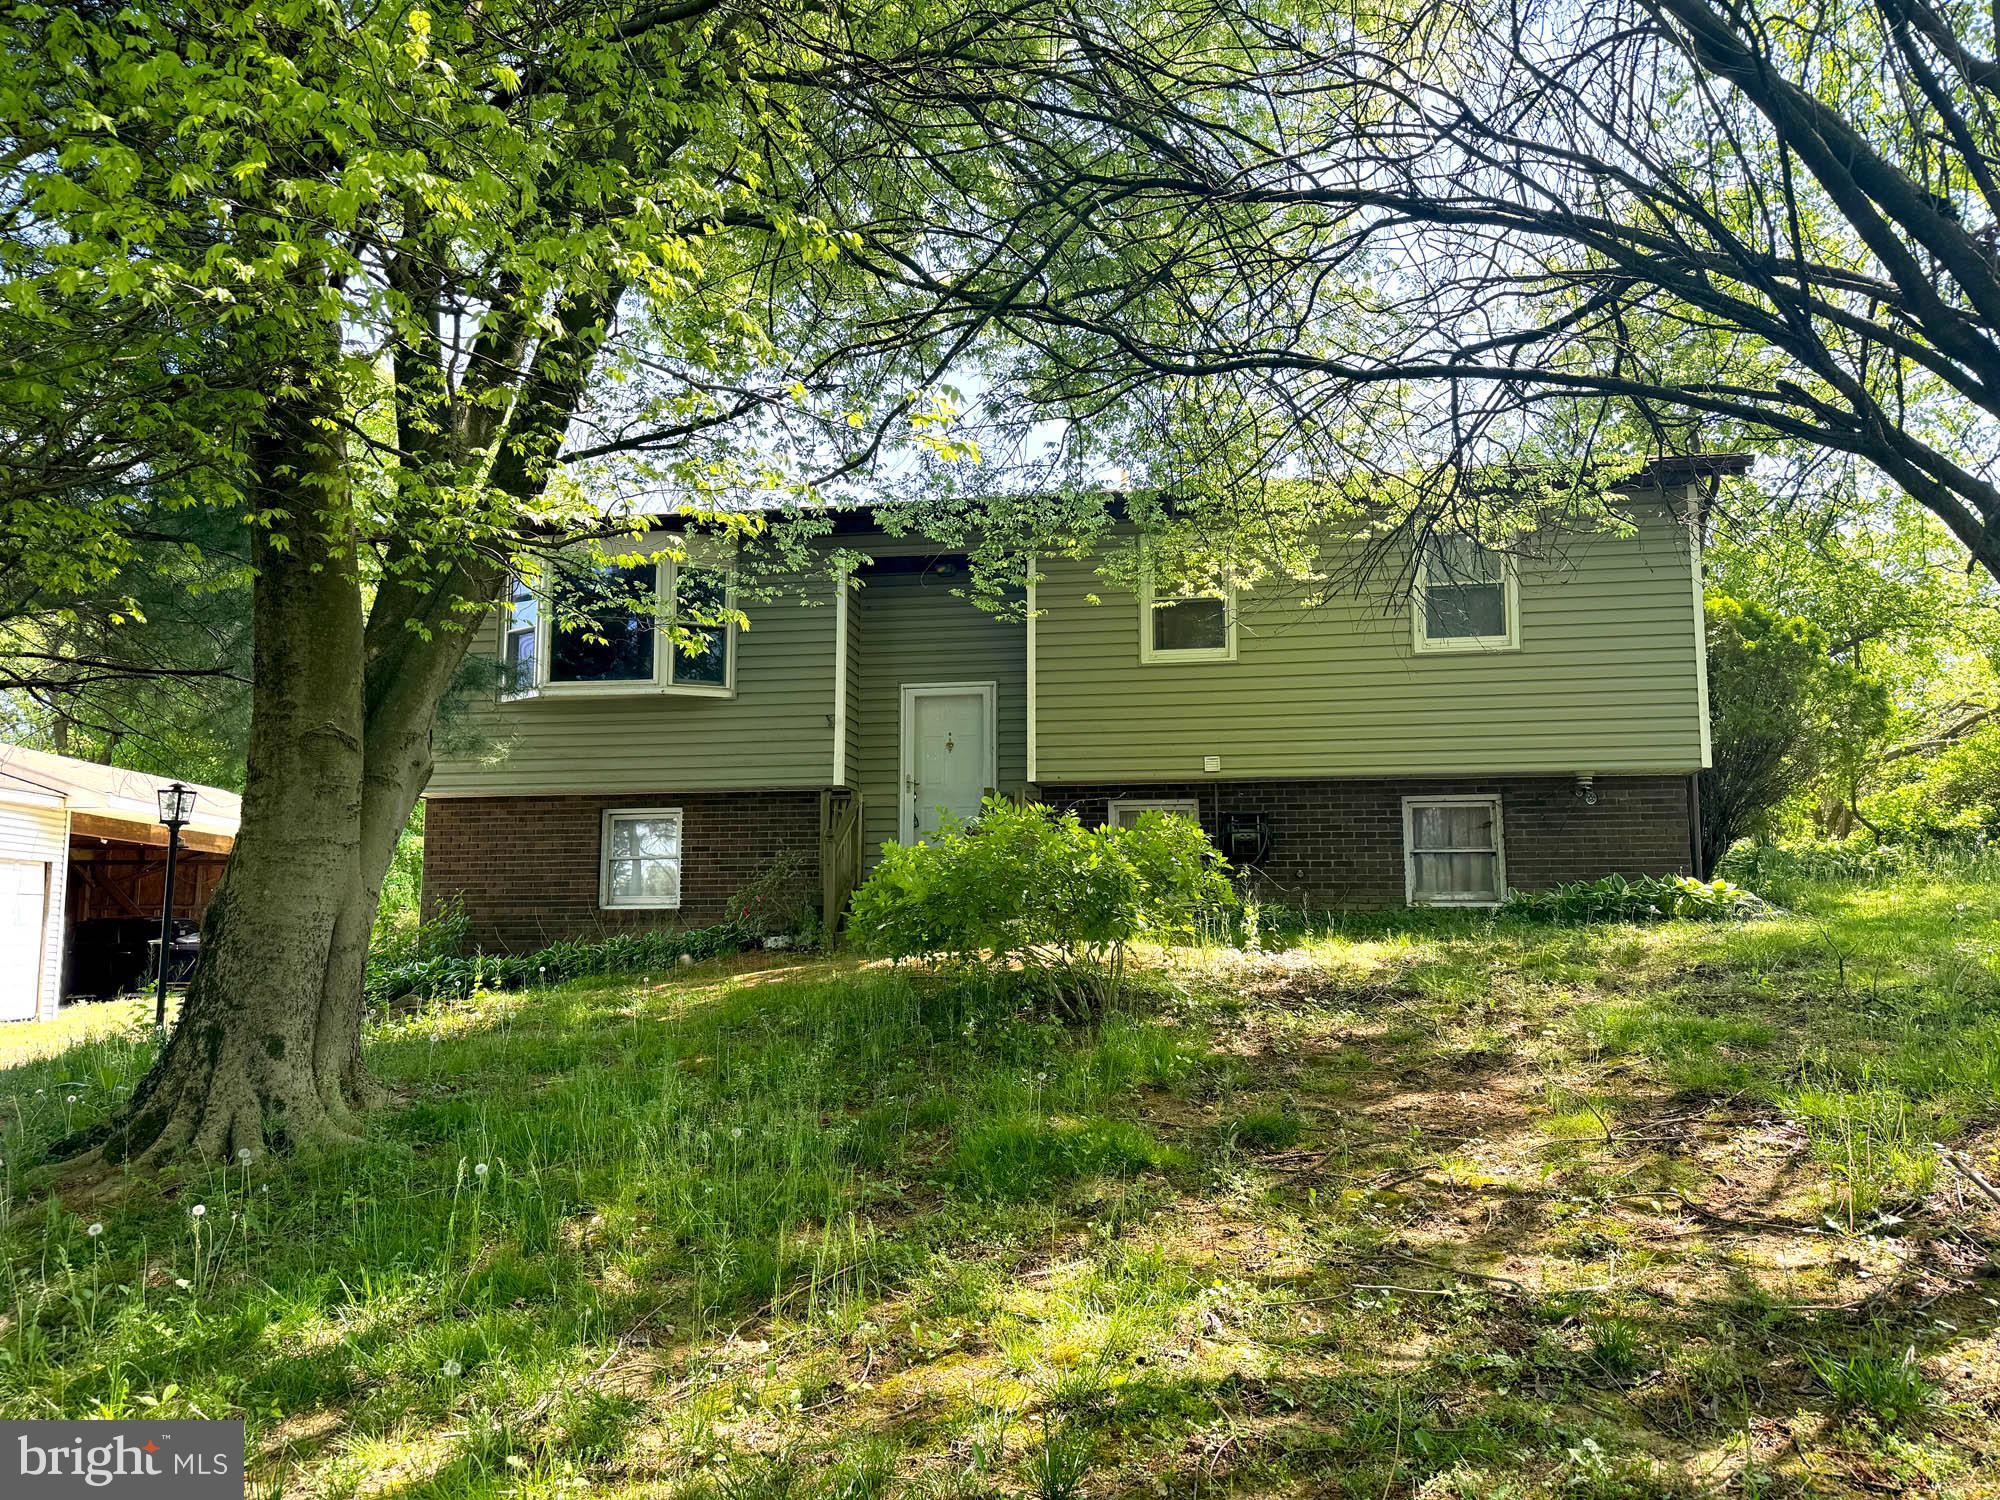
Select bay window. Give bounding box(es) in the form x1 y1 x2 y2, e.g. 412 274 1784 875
505 542 735 698
549 561 659 685
501 574 539 699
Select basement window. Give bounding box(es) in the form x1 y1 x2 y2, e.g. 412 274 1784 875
600 808 683 909
1403 796 1506 906
1107 797 1201 829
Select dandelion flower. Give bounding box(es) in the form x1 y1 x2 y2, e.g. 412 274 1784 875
86 1222 103 1238
473 1161 489 1178
189 1203 206 1219
237 1148 252 1163
441 1358 463 1379
730 1127 745 1140
66 1094 78 1104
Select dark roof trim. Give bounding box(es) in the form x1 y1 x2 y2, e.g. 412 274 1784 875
638 453 1755 535
1623 452 1755 481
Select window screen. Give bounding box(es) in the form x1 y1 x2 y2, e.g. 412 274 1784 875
1150 596 1229 654
1421 537 1509 643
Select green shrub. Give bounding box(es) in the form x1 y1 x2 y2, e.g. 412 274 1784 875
846 798 1235 1017
368 809 435 964
364 918 757 1006
1500 873 1769 924
1717 835 2000 899
1717 837 1913 889
726 849 817 937
372 896 470 971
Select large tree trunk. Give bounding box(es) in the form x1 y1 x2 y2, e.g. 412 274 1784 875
99 394 369 1163
309 557 502 1107
88 278 604 1164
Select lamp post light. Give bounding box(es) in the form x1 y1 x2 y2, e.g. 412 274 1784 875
154 781 198 1028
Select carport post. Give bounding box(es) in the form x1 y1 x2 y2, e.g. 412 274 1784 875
154 782 197 1028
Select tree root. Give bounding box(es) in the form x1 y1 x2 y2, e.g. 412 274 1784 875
93 1034 378 1168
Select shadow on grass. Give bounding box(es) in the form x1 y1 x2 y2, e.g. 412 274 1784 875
0 877 1996 1497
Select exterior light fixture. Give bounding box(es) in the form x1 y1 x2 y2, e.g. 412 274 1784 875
154 782 197 1028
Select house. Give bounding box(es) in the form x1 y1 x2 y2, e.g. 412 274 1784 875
423 457 1740 950
0 745 241 1022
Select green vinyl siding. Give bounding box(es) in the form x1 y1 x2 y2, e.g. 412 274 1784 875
854 567 1027 865
1033 502 1706 782
427 572 840 795
429 500 1705 804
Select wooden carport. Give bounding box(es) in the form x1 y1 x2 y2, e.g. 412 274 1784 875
0 745 239 1016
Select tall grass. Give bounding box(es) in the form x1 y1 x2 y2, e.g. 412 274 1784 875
0 867 1992 1495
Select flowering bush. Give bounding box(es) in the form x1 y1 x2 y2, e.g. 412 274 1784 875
847 798 1236 1017
728 849 817 937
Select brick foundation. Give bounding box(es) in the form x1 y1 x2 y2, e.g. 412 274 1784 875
423 775 1696 945
1041 775 1695 908
422 790 823 951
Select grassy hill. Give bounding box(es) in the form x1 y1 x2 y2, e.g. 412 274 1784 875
3 873 1997 1497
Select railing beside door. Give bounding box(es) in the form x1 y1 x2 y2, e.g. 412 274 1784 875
818 788 864 936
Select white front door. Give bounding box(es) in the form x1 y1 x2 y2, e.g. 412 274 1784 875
0 859 48 1022
900 683 997 843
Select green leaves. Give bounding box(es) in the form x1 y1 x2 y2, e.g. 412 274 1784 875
1501 873 1769 923
848 799 1237 1013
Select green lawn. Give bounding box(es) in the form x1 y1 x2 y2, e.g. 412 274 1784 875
3 877 1999 1497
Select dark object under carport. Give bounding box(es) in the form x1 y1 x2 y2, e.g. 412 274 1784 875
66 917 199 999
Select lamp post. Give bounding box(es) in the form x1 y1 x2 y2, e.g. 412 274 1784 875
154 781 197 1028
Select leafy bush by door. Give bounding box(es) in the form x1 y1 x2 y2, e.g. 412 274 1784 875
848 799 1235 1016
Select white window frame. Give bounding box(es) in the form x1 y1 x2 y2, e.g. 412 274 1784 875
599 806 684 911
1402 795 1507 907
658 558 737 696
1411 537 1520 654
1107 797 1201 829
1138 573 1238 664
514 540 736 701
499 573 540 703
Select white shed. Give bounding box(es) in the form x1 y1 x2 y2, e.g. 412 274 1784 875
0 746 240 1022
